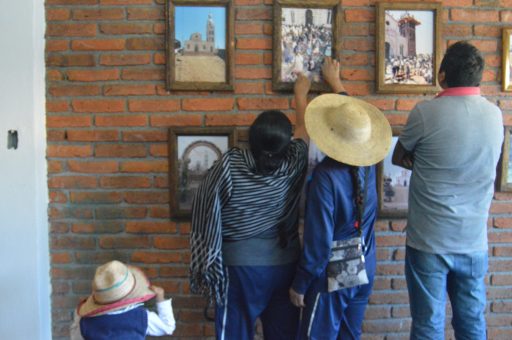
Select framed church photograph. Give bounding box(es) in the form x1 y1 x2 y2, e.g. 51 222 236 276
499 127 512 191
377 130 412 217
502 28 512 92
168 127 236 218
376 2 443 94
272 0 342 92
166 0 234 91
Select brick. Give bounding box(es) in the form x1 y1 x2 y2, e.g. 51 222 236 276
51 236 96 250
131 251 181 264
46 40 69 52
122 130 167 142
493 245 512 256
341 68 373 81
237 38 272 50
444 24 472 37
127 8 164 20
154 236 189 249
234 82 265 94
72 9 125 21
47 23 96 37
491 273 512 285
153 52 165 65
204 113 255 126
47 9 71 21
95 144 146 158
236 8 271 20
124 191 168 204
376 263 404 276
47 116 91 128
129 99 180 112
342 23 372 37
451 9 499 22
72 222 124 234
99 175 151 188
126 221 177 233
343 38 374 52
100 23 153 35
95 206 146 219
70 191 123 203
340 54 370 67
48 160 64 173
182 98 235 112
148 206 170 219
396 99 420 111
49 85 100 97
491 301 512 312
474 25 501 38
153 23 165 34
104 84 155 96
47 145 92 158
47 0 97 3
75 251 129 264
122 68 164 81
47 70 64 81
366 99 395 111
68 160 118 173
494 217 512 229
149 144 167 157
120 160 168 173
100 54 151 66
150 114 204 128
235 67 271 80
343 83 371 96
469 39 498 53
490 202 512 214
99 236 151 249
66 130 118 142
100 0 153 3
235 53 263 65
375 234 406 247
49 191 67 203
67 69 119 82
48 176 97 189
235 23 264 35
488 231 512 243
46 100 69 112
72 99 125 113
237 97 289 111
345 9 375 23
71 39 125 51
95 115 147 127
126 38 164 50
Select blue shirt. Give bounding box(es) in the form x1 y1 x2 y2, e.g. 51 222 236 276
292 158 377 294
399 88 503 254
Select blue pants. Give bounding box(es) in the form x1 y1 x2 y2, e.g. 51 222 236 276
405 246 488 340
215 264 299 340
298 275 374 339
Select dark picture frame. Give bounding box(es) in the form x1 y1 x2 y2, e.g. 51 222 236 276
499 127 512 191
168 127 236 218
502 28 512 92
376 2 443 94
272 0 342 92
166 0 234 91
377 129 412 217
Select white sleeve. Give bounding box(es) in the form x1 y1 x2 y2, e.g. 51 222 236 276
70 310 85 340
146 299 176 336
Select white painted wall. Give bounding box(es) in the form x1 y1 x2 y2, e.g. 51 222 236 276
0 0 50 339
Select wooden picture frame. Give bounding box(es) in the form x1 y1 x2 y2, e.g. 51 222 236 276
499 127 512 191
502 28 512 92
168 127 236 218
377 128 412 217
166 0 234 91
376 2 443 94
272 0 342 92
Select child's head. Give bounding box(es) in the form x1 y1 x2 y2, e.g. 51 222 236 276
77 260 155 317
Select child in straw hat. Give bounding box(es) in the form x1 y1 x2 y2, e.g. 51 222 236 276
289 57 392 339
70 260 175 340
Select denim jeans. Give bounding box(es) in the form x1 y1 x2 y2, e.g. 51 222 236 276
405 246 487 340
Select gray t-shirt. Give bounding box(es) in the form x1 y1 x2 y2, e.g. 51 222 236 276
399 93 503 254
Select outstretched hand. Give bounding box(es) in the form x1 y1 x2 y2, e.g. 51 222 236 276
294 73 311 99
322 57 345 93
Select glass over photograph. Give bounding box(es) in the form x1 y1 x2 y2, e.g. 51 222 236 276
177 135 229 210
381 137 411 212
384 10 434 85
174 6 226 82
280 7 333 83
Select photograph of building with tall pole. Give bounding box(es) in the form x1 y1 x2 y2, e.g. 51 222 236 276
382 137 411 211
174 6 226 82
384 10 434 85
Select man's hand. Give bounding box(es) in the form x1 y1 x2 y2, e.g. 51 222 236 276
321 57 345 93
294 73 311 99
150 285 165 302
289 287 305 308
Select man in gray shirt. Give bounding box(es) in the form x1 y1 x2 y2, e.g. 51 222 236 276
393 41 503 340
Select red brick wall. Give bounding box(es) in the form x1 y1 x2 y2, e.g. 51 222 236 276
46 0 512 338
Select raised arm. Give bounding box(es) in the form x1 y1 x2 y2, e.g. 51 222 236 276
293 73 310 142
322 57 346 94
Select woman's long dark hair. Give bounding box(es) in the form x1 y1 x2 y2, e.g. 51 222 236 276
249 110 292 175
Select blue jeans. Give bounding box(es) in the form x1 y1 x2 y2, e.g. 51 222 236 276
405 246 487 340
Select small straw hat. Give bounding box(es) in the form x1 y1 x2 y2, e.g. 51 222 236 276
305 94 392 166
77 260 155 317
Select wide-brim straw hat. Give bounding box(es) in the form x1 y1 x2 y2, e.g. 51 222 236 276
305 94 392 166
77 260 155 317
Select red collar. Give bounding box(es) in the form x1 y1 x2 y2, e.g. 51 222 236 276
436 87 480 98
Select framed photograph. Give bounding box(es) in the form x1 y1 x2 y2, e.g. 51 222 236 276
166 0 234 91
499 127 512 191
273 0 342 92
502 28 512 92
168 127 236 218
377 130 412 217
376 2 443 94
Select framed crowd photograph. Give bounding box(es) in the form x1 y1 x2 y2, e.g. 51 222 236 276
166 0 234 91
499 127 512 191
376 2 443 94
502 28 512 92
377 130 412 217
168 127 236 218
272 0 342 92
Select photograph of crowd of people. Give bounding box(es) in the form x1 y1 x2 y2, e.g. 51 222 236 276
384 10 434 85
173 6 226 83
280 7 333 83
380 137 411 214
